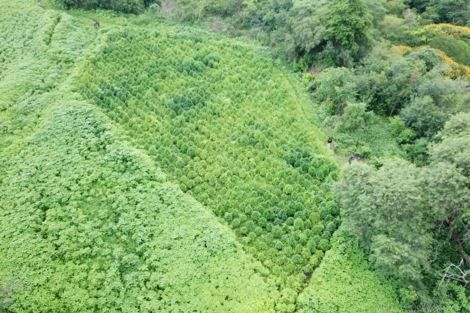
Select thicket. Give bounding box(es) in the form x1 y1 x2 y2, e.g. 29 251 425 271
335 114 470 310
151 0 377 67
312 45 470 163
6 0 470 311
54 0 156 14
382 22 470 67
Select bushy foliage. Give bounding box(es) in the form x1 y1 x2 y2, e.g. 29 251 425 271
335 114 470 289
75 26 343 303
1 101 279 311
55 0 150 14
314 44 470 159
337 103 374 131
0 1 349 311
324 0 372 63
297 232 403 313
1 2 350 310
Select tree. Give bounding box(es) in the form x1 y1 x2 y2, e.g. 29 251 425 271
400 96 448 138
337 102 374 131
381 0 409 16
335 159 433 281
430 0 470 25
324 0 372 64
335 113 470 285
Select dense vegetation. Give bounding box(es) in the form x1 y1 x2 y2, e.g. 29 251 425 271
0 0 404 312
75 23 342 298
2 0 470 311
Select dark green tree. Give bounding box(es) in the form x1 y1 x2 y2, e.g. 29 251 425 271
335 113 470 285
324 0 372 64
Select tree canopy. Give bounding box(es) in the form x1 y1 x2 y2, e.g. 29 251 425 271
335 113 470 286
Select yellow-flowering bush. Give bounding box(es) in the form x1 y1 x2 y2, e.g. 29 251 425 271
390 45 470 83
425 23 470 41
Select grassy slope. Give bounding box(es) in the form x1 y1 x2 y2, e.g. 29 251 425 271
297 234 403 313
0 1 402 312
0 1 276 312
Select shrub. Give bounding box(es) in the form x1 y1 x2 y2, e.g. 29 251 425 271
312 224 324 235
307 240 317 253
272 226 283 238
251 211 261 220
248 232 257 241
284 246 294 257
232 218 241 228
318 239 330 251
258 217 267 227
292 254 302 264
337 102 373 131
224 213 233 223
294 218 305 230
283 184 294 194
265 233 274 243
275 241 284 250
264 209 275 221
246 221 255 232
303 264 313 273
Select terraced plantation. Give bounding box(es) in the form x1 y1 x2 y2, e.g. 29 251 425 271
0 0 403 312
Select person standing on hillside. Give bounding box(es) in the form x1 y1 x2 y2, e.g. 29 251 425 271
333 143 338 154
348 152 354 164
327 137 333 149
93 20 100 29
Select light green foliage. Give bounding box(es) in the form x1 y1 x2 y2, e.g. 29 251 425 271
437 111 470 138
74 20 341 294
381 0 409 16
0 0 349 311
407 47 441 70
400 95 456 138
0 3 93 112
283 0 329 55
1 102 277 312
297 233 403 313
314 44 470 158
365 0 387 26
430 112 470 177
337 102 374 131
55 0 147 14
389 115 417 143
315 67 357 114
0 3 278 310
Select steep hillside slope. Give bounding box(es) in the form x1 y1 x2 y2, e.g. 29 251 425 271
0 1 403 312
74 17 339 297
0 2 276 312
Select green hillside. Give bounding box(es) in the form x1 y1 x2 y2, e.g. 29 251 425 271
74 16 340 292
0 0 403 312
